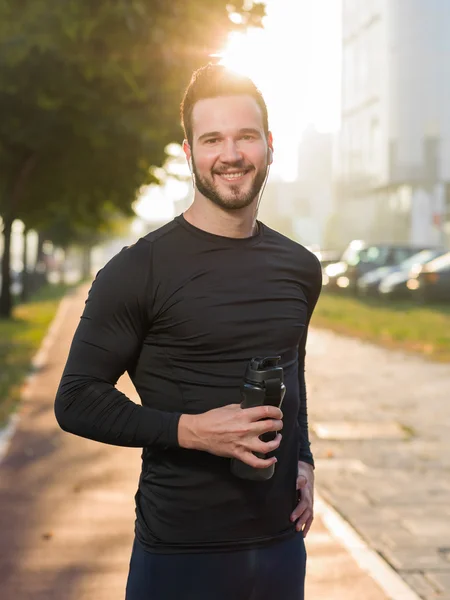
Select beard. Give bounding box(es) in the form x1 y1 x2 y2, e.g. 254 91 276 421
192 158 268 211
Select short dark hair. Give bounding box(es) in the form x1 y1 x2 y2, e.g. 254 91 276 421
180 63 269 147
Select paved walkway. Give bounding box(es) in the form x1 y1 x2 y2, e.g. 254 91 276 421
307 327 450 600
0 285 389 599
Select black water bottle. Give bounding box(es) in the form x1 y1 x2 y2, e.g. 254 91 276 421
231 356 286 481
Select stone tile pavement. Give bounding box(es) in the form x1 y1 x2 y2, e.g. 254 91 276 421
307 327 450 600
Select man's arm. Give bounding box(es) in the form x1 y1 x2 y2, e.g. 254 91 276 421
297 351 315 467
292 350 316 535
297 253 322 466
291 253 322 535
54 241 181 449
55 241 284 467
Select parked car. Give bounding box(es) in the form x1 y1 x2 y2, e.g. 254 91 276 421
407 251 450 303
378 248 448 299
314 249 342 269
357 248 445 297
323 240 425 292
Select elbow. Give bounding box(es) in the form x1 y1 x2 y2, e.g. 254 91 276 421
54 377 112 441
54 393 73 434
54 381 83 436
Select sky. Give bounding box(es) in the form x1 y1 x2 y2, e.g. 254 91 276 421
134 0 342 222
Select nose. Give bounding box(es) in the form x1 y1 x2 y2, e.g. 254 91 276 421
220 139 243 164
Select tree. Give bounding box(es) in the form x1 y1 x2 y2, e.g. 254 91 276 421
0 0 265 317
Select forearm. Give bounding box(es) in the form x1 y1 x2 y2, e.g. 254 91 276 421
55 375 181 448
298 362 315 468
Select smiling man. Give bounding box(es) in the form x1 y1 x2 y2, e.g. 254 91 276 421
55 64 322 600
187 100 270 211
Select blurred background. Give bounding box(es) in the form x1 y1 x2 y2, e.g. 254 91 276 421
1 3 450 599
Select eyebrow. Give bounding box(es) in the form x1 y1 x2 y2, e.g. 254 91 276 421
197 128 262 143
197 131 221 143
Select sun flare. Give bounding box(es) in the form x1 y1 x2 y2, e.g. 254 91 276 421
219 29 268 84
216 0 341 180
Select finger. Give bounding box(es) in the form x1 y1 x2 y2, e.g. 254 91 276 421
254 433 282 454
290 501 308 524
238 451 278 470
253 419 284 436
245 405 283 422
295 509 313 533
302 514 314 538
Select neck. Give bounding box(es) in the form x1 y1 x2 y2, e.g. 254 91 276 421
184 194 258 239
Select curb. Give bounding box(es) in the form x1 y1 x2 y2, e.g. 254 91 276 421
0 293 73 463
315 494 422 600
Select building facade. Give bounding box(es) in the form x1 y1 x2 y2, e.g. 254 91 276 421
334 0 450 248
257 127 333 249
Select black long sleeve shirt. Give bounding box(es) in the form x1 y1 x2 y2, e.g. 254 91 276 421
55 215 322 553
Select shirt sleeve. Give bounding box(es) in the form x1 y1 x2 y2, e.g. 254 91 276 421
297 254 322 467
54 239 181 448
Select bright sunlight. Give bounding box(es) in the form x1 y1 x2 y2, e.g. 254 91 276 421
218 0 342 180
136 0 342 221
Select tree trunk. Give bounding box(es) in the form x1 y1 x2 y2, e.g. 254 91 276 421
58 248 66 284
1 153 37 310
35 230 45 268
21 225 30 302
31 230 47 293
0 214 14 318
81 246 92 280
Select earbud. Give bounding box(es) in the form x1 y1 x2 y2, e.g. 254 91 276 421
188 157 193 173
268 148 273 164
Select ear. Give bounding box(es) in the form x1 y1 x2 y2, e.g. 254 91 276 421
183 139 192 164
267 132 274 165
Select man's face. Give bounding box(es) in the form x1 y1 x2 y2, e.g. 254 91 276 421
187 95 272 211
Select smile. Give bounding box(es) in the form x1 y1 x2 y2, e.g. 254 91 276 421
216 171 249 181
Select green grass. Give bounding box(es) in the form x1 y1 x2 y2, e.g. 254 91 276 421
0 283 75 427
313 292 450 362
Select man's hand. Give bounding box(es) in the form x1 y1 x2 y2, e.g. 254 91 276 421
178 404 283 469
290 461 315 537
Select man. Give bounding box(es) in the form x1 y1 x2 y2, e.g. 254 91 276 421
55 64 322 600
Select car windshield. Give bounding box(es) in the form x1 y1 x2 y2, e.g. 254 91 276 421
342 245 389 267
399 249 439 269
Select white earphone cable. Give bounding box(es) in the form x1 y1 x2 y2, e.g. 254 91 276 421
255 163 271 222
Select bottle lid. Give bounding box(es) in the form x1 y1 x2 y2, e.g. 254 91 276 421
249 356 281 371
245 356 283 384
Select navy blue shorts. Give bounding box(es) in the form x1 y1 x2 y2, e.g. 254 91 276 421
125 533 306 600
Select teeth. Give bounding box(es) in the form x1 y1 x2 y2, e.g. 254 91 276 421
219 172 246 179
